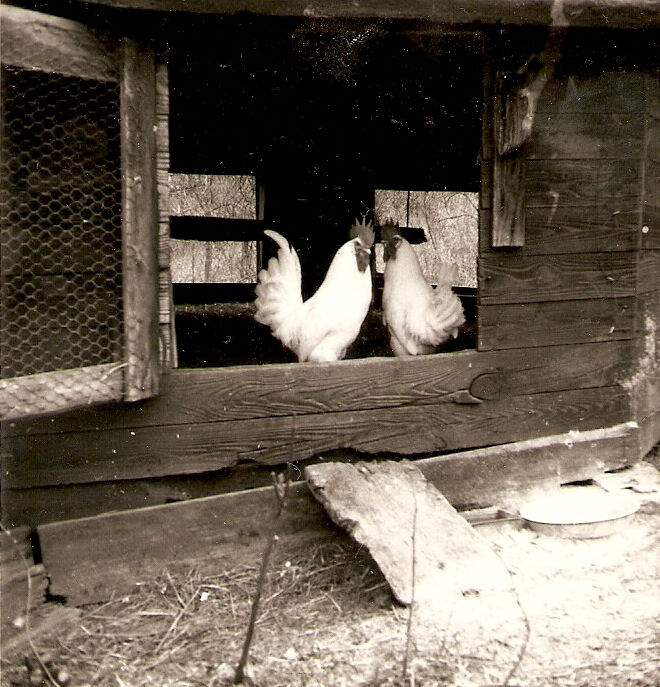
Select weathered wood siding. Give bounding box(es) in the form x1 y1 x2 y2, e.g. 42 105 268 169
3 29 658 529
479 70 649 352
2 340 632 525
634 80 660 455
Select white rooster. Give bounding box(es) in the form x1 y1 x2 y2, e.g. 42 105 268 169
381 220 465 356
254 218 374 362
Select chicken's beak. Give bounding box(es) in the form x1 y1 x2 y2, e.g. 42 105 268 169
355 243 371 272
383 236 401 262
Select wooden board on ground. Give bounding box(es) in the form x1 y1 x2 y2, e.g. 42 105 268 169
304 460 511 606
36 423 637 606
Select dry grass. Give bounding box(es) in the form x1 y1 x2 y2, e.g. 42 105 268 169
3 454 660 687
3 540 444 687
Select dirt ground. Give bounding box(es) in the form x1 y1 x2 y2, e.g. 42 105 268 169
2 451 660 687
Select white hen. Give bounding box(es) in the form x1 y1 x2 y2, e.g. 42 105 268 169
254 218 374 362
381 221 465 357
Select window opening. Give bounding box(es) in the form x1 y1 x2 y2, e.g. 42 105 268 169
168 19 481 367
374 190 478 289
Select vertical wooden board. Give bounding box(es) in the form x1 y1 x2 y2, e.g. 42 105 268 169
121 39 160 400
155 61 176 370
646 115 660 162
645 70 660 120
630 287 660 458
491 153 525 247
489 69 525 247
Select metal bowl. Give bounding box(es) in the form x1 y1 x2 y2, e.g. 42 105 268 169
519 486 639 539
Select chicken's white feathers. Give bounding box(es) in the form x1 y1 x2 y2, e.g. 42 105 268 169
255 226 373 362
254 230 303 332
382 234 464 357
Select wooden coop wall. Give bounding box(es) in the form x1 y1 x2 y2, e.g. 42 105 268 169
479 49 660 459
2 27 659 529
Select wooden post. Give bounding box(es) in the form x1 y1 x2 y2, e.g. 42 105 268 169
121 38 160 400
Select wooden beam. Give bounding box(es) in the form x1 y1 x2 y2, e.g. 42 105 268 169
5 384 629 488
0 5 117 81
169 216 266 241
71 0 660 29
0 363 124 421
36 421 638 606
121 38 160 401
5 341 630 435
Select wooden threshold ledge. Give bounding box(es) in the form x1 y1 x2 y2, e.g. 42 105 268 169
37 422 637 606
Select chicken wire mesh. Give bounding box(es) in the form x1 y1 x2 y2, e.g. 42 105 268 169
0 65 123 385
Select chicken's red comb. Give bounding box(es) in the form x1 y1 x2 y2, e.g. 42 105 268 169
350 215 375 247
381 218 400 244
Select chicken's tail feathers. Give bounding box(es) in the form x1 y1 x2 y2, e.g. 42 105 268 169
254 230 303 332
428 288 466 342
434 260 459 288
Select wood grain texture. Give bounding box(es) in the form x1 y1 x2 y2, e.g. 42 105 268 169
121 39 160 401
0 5 117 81
641 205 660 250
527 113 645 159
524 160 640 207
70 0 660 29
638 409 660 458
37 479 336 605
478 298 635 349
491 154 525 247
417 422 639 507
155 61 177 370
36 422 638 605
630 287 660 456
537 73 648 114
5 385 630 488
637 251 660 293
5 342 630 436
523 205 641 254
479 197 642 256
478 252 637 304
1 466 279 527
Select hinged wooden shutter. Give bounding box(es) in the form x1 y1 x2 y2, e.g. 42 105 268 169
0 6 160 419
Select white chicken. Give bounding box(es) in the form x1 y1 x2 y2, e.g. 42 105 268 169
381 220 465 356
254 218 374 362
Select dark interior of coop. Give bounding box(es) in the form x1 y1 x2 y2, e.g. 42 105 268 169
166 17 482 367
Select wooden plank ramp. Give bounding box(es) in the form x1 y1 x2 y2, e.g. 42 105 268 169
36 422 637 606
304 461 511 606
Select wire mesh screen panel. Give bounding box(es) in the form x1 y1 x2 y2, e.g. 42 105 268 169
0 65 123 409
